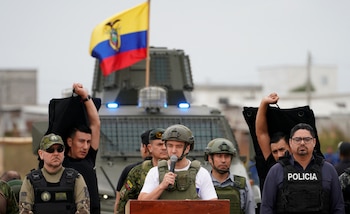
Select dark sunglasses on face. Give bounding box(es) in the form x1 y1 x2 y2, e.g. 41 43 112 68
45 145 64 153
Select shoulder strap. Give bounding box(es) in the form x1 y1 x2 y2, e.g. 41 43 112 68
314 155 325 166
61 168 78 186
190 160 201 170
188 160 201 179
27 169 46 188
233 175 246 189
278 155 291 167
158 160 168 183
141 160 153 183
142 160 152 170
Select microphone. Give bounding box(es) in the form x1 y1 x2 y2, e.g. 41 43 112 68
168 155 178 190
169 155 178 173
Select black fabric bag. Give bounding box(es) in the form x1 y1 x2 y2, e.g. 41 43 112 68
45 95 102 146
242 105 323 159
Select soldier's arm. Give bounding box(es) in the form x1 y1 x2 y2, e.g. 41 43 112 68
73 83 101 151
114 191 120 214
74 174 90 214
18 177 34 214
256 93 279 160
0 180 19 214
117 167 140 213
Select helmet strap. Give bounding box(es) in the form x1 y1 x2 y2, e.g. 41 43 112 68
178 143 189 161
210 156 230 174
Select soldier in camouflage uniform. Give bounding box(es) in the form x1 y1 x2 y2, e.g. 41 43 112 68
339 167 350 213
0 180 19 214
19 133 90 214
117 128 168 214
114 129 153 214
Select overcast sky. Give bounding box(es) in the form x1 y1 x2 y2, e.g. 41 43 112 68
1 0 350 104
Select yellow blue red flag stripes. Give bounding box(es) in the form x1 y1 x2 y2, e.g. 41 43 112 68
89 2 149 76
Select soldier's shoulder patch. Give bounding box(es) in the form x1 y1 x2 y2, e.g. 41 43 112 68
125 180 133 190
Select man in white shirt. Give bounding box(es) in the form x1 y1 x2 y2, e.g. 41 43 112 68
138 124 217 200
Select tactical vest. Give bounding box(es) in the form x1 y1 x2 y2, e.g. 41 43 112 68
141 160 154 185
215 175 246 214
276 156 330 214
27 168 78 214
342 168 350 213
158 160 200 199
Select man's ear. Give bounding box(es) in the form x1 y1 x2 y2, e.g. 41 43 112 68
67 138 73 147
38 150 44 160
147 144 152 153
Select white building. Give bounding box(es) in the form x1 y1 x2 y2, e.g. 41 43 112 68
192 64 350 139
258 64 337 96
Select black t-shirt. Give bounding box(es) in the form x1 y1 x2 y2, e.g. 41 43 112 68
255 153 276 192
63 148 99 214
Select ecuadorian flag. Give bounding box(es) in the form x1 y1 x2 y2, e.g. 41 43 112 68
89 2 149 76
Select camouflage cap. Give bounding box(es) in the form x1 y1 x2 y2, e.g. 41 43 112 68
149 128 165 141
40 133 64 150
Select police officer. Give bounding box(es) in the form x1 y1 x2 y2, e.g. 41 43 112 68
138 124 217 200
261 123 344 213
117 128 168 213
19 133 90 214
0 180 18 214
205 138 256 214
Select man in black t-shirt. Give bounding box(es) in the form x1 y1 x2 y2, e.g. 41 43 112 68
62 83 101 214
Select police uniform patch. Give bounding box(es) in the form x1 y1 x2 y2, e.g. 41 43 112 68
41 191 51 201
55 192 67 200
20 191 27 198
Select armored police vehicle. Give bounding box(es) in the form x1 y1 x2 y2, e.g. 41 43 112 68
32 47 250 213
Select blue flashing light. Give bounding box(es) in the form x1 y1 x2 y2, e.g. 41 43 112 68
178 102 190 109
106 102 119 109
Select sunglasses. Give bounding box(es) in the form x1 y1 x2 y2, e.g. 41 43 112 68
45 145 64 153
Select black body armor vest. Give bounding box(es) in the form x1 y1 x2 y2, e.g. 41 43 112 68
276 156 330 214
27 168 78 214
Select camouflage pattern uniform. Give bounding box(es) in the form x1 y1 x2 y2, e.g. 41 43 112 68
0 180 19 214
339 168 350 212
118 160 154 214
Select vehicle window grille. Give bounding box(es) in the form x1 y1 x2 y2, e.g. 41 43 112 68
150 55 170 85
99 116 232 157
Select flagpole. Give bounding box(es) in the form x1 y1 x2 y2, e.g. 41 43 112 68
145 0 151 87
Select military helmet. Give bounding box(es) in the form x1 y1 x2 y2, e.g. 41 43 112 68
204 138 237 161
162 124 195 150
